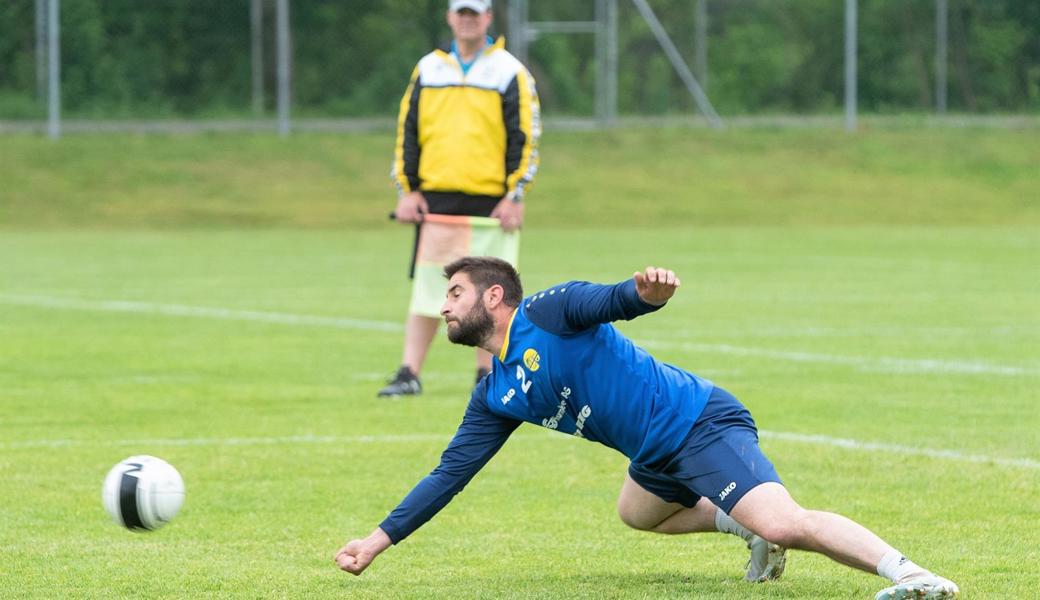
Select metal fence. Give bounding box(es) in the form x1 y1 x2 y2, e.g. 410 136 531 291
2 0 1036 137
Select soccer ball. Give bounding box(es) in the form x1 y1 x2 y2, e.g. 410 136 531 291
102 455 185 531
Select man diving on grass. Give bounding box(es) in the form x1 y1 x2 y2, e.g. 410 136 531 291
336 257 959 600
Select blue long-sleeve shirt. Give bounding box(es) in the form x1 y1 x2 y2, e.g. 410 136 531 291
379 278 714 543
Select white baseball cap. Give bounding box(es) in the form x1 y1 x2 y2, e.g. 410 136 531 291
449 0 491 13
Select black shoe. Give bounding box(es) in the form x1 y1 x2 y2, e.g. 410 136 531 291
475 367 491 384
377 366 422 397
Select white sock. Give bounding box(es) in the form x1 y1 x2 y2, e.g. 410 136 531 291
714 508 754 542
877 549 929 583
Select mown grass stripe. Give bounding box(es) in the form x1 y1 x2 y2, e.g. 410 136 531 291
2 293 1033 377
0 293 402 332
4 431 1036 470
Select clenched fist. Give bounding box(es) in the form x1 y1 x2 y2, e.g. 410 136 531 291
334 528 392 576
633 266 680 306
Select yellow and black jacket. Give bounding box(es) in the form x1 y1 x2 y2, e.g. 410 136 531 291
392 37 541 204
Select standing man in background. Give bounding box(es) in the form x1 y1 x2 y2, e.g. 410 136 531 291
379 0 541 397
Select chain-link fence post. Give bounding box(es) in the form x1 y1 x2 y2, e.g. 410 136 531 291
251 0 264 116
845 0 857 132
276 0 290 136
695 0 707 92
936 0 948 114
47 0 60 139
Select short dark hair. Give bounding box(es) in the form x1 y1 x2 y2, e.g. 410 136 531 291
443 256 523 307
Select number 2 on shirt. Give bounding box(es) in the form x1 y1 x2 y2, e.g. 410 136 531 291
515 365 533 393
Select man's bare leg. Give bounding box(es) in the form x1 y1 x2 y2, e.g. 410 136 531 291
729 482 958 599
377 314 438 397
402 314 440 375
615 473 786 582
616 473 716 533
729 482 888 571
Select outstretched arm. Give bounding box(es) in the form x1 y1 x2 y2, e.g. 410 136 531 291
334 387 520 575
526 266 681 335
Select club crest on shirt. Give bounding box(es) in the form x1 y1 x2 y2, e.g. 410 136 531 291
523 348 541 372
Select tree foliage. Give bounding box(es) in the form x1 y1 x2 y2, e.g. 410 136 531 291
0 0 1037 118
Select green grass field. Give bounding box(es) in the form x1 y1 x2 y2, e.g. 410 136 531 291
1 128 1038 598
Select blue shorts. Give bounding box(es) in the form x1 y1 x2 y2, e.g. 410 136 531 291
628 386 782 514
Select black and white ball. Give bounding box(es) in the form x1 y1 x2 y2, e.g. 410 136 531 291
102 455 184 531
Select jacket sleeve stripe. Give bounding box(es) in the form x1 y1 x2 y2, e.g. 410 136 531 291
502 77 524 192
392 65 422 195
504 68 541 200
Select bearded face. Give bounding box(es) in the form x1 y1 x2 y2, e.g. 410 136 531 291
446 296 495 347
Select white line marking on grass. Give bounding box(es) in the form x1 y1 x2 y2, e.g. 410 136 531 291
3 293 1034 376
3 433 449 449
4 431 1037 470
759 430 1040 470
2 433 545 450
637 340 1036 376
650 324 1038 338
0 293 402 333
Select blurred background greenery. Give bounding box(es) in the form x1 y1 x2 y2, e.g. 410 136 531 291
1 0 1038 120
